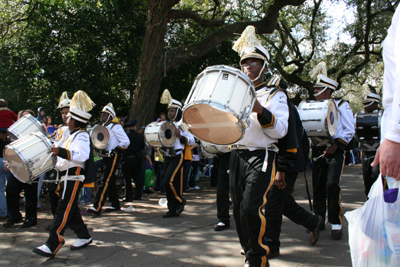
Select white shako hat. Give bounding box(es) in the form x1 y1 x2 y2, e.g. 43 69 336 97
363 92 380 104
57 91 71 109
101 103 116 118
310 62 338 91
68 90 95 123
160 89 182 109
232 25 270 66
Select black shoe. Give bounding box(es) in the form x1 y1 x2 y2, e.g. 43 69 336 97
45 224 52 231
214 221 230 231
267 249 280 259
175 199 187 216
21 218 37 228
3 218 23 228
104 206 120 212
32 245 55 258
331 229 343 240
86 207 101 216
123 198 133 202
132 196 142 200
309 216 324 246
162 211 179 218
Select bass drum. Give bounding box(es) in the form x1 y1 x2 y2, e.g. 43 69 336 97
90 125 110 150
145 121 177 148
182 65 256 145
7 114 46 141
3 132 56 183
298 100 338 137
200 140 230 159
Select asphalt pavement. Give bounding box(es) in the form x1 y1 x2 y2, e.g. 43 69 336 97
0 164 365 267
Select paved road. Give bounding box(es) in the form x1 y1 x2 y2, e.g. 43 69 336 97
0 165 365 266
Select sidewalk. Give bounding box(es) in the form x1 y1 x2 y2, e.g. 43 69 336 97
0 164 365 266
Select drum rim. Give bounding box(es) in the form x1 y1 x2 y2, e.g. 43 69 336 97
91 124 110 150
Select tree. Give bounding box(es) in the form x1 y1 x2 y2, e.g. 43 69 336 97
130 0 307 126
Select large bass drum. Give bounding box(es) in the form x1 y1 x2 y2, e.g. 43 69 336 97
7 114 46 141
90 125 110 150
182 65 256 145
3 132 56 183
298 100 338 137
145 121 177 148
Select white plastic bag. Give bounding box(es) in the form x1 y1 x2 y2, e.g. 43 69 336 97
345 175 400 267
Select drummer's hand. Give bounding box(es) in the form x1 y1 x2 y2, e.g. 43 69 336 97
275 171 287 189
3 163 10 173
252 99 264 115
50 147 60 156
324 144 338 157
175 128 182 138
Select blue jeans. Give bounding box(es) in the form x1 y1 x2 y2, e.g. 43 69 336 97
0 159 8 216
80 160 102 203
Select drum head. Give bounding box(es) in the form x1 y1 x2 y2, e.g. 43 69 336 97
3 147 30 183
91 125 110 150
327 101 338 136
159 121 177 147
183 104 242 145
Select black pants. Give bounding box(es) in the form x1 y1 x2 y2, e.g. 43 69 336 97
362 151 379 197
122 155 143 199
46 180 91 254
265 172 319 251
229 149 275 267
163 154 185 213
154 161 165 191
93 152 122 211
46 169 59 215
312 147 345 225
6 174 37 222
216 152 231 224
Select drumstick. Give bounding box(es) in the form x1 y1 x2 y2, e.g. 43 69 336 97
313 154 324 162
40 152 53 170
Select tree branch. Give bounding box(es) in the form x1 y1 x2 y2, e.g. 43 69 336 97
169 9 230 27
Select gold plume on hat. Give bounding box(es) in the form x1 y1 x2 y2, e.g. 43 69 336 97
309 62 328 80
160 89 172 106
232 26 261 57
70 90 95 112
57 91 70 108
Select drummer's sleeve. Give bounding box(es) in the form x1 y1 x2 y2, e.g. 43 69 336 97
180 131 195 146
58 133 90 163
257 91 289 139
113 124 130 150
334 101 355 151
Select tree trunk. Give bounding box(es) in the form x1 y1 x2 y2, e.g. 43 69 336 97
129 0 179 127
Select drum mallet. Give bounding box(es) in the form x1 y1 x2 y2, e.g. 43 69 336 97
40 152 53 170
313 154 324 162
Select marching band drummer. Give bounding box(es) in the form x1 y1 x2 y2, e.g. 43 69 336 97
87 103 130 215
33 90 95 257
229 26 289 267
159 90 195 218
309 64 355 240
360 93 381 197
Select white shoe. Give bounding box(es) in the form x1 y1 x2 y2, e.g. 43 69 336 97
71 237 92 250
32 245 54 257
190 186 200 190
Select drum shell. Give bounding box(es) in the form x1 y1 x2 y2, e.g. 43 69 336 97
145 121 177 148
182 65 256 145
90 125 110 150
7 114 46 141
3 132 56 183
298 100 338 137
355 111 382 141
200 140 230 157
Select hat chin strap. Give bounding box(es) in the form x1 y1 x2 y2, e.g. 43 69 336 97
244 61 268 83
313 86 328 97
363 101 376 108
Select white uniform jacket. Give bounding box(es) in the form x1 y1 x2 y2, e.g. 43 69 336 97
238 84 289 150
173 121 195 151
382 7 400 144
56 130 90 172
332 99 355 151
103 122 130 152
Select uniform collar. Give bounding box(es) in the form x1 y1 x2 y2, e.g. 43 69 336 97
70 127 82 135
255 82 267 91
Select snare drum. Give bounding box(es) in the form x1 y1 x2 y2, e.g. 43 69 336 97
200 140 230 158
90 125 110 150
145 121 177 147
182 65 256 145
298 100 338 137
355 110 382 142
7 114 46 141
3 132 56 183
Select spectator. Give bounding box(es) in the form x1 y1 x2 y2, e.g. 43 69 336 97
0 99 18 132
